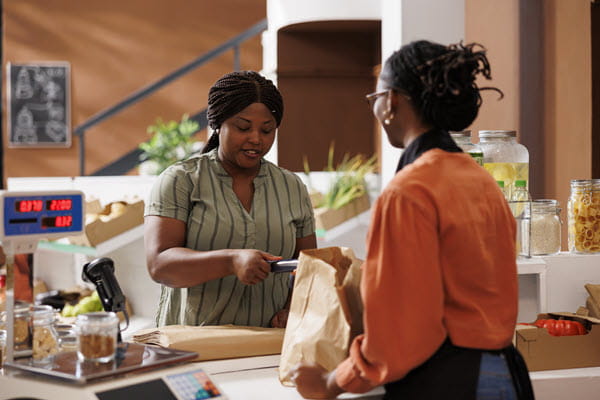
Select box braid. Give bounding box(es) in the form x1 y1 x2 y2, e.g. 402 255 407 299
202 71 284 154
382 40 503 131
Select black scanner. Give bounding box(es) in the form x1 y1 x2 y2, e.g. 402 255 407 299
82 257 129 335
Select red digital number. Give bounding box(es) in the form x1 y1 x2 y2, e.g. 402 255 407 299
17 200 43 212
54 215 73 227
48 199 72 211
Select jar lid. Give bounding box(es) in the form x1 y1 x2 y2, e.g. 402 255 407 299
450 130 472 137
532 199 560 213
0 300 31 314
32 305 56 324
515 180 527 188
570 179 592 188
479 130 517 138
76 311 118 327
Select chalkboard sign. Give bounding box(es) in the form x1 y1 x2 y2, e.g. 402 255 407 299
7 62 71 147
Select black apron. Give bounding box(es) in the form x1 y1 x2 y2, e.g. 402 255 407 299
383 339 535 400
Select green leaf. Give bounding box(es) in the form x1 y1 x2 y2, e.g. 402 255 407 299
139 114 201 174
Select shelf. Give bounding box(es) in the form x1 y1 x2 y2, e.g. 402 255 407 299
517 257 547 275
37 224 145 256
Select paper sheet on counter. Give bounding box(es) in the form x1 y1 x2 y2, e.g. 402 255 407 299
132 324 285 361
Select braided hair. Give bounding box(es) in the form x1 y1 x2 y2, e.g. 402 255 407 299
382 40 503 131
202 71 284 153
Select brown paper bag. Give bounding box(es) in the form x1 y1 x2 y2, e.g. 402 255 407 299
278 246 363 386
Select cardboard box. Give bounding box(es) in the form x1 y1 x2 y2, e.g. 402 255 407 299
515 312 600 371
314 193 370 232
68 200 144 247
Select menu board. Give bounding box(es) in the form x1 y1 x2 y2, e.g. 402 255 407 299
7 62 71 147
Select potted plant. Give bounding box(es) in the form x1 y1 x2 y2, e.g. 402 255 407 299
138 114 202 175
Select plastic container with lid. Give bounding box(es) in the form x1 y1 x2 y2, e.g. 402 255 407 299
32 305 58 364
450 130 483 165
509 180 532 258
76 311 119 363
568 179 600 253
531 199 562 256
496 180 509 201
479 130 529 200
0 300 32 352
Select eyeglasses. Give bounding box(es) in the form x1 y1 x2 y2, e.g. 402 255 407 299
365 90 390 108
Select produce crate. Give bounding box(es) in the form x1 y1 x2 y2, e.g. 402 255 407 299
314 193 370 232
67 200 144 247
515 312 600 371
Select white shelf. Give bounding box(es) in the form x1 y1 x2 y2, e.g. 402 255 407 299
38 224 145 257
517 257 548 275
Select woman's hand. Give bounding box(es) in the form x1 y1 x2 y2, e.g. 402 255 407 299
270 308 289 328
231 250 280 285
290 363 343 399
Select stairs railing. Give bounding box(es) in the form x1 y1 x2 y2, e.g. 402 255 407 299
73 19 267 176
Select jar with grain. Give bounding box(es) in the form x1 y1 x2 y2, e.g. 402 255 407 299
568 179 600 253
32 305 58 364
0 301 32 352
76 312 118 363
531 200 562 256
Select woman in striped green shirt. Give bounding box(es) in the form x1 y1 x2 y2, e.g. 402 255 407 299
144 71 316 328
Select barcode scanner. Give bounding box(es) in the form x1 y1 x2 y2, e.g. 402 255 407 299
82 257 129 340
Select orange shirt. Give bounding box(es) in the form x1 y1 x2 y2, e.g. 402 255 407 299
336 149 518 393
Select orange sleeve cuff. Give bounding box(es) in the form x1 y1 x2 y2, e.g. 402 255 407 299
335 355 377 393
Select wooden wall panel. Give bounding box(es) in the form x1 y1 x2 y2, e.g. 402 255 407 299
2 0 265 181
277 21 381 172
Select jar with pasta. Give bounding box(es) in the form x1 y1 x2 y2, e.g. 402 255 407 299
568 179 600 253
32 305 59 364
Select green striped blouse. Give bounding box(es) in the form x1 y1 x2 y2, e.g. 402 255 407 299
145 149 315 327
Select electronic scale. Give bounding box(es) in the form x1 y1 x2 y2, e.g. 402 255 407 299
0 190 226 400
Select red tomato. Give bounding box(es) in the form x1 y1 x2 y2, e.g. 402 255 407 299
533 319 587 336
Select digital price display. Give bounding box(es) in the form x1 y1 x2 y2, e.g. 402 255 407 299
1 191 84 239
15 198 73 213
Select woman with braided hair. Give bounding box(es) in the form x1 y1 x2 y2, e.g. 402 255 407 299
144 71 316 329
290 41 533 399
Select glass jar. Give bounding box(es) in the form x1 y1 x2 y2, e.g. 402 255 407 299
55 323 77 353
76 312 118 363
0 329 6 368
531 200 562 256
0 301 32 352
568 179 600 253
32 305 58 364
479 130 529 201
450 130 483 165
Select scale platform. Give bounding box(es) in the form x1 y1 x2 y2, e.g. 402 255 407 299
5 342 198 384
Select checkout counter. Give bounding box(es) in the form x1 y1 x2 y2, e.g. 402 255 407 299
2 180 600 399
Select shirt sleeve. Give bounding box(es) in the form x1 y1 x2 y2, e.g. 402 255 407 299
335 185 448 393
292 174 315 238
144 165 192 222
